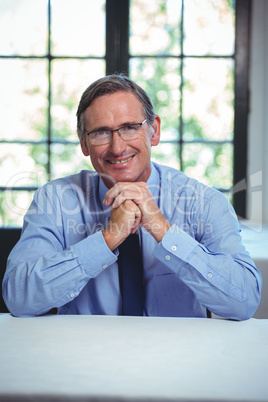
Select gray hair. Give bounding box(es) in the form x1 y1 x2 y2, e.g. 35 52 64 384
76 74 156 145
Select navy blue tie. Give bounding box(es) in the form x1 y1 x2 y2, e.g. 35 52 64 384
118 233 144 316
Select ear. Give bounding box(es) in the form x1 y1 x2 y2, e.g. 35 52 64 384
80 138 90 156
150 115 161 146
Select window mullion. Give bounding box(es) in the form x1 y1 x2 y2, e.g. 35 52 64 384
106 0 130 75
47 0 52 182
233 0 251 218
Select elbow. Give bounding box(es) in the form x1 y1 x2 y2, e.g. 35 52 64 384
233 270 262 321
3 293 37 318
210 280 262 321
230 286 262 321
4 300 49 318
232 303 260 321
244 287 262 320
2 281 46 317
244 273 262 320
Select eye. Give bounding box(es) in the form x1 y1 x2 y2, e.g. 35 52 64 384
92 130 109 137
122 124 139 133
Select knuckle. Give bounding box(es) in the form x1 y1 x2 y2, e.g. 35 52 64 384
122 199 133 211
116 182 124 191
123 200 139 213
121 190 127 198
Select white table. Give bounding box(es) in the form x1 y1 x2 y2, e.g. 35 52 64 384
0 314 267 402
240 223 268 318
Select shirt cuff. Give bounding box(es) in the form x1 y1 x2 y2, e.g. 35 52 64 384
153 224 198 274
72 230 118 277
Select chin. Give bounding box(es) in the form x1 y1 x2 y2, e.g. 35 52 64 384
114 174 135 183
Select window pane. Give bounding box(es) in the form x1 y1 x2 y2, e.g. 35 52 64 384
130 0 181 56
183 143 233 189
0 0 47 55
152 143 180 170
130 58 180 141
0 59 48 141
224 192 233 204
51 0 105 57
0 191 35 227
184 0 235 56
183 58 234 141
51 59 106 141
51 144 93 179
0 144 48 187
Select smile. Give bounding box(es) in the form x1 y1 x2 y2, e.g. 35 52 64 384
108 156 134 164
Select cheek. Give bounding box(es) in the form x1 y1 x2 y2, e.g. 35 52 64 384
142 136 153 154
88 146 106 163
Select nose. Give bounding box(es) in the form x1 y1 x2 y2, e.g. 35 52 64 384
109 131 127 155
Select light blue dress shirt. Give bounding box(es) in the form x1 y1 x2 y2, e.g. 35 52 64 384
3 163 262 319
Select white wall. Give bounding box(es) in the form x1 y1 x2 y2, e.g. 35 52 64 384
247 0 268 225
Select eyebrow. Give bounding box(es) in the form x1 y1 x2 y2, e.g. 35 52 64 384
87 126 111 134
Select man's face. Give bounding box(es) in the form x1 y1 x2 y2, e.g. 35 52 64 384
80 91 160 188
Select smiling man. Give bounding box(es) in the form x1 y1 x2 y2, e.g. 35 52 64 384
3 74 262 319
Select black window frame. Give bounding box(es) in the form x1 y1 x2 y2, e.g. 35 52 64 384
0 0 250 225
106 0 251 219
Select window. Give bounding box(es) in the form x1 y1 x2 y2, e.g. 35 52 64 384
129 0 235 191
0 0 250 227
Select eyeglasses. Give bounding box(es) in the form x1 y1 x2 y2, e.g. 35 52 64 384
86 119 147 145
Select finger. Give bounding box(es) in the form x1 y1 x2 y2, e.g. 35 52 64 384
103 183 125 206
130 209 142 234
103 182 145 206
112 190 143 209
103 192 117 207
117 199 139 216
132 216 142 233
131 224 140 234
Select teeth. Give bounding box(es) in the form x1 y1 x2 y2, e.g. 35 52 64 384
109 156 133 164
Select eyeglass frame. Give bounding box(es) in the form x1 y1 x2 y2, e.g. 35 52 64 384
86 119 148 145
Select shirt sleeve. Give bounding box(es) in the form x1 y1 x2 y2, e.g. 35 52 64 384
153 197 262 321
2 188 117 317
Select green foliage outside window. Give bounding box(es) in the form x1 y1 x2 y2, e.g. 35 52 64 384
0 0 235 226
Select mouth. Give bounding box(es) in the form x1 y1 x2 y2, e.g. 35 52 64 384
107 155 134 165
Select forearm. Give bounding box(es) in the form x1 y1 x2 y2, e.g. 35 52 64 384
142 211 172 243
3 231 117 317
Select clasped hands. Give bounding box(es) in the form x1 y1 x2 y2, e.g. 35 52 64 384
102 182 171 251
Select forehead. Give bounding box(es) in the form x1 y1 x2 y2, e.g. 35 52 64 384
85 91 144 127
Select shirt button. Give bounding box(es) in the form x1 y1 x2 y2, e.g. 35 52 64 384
208 273 213 278
102 264 108 269
165 255 171 261
171 245 177 251
70 292 75 298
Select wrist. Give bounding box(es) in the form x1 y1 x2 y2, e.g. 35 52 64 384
144 215 171 243
102 228 125 251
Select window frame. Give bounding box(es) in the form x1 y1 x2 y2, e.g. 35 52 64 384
106 0 251 219
0 0 250 228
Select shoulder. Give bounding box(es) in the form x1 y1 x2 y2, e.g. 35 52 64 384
34 170 100 200
153 162 228 206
